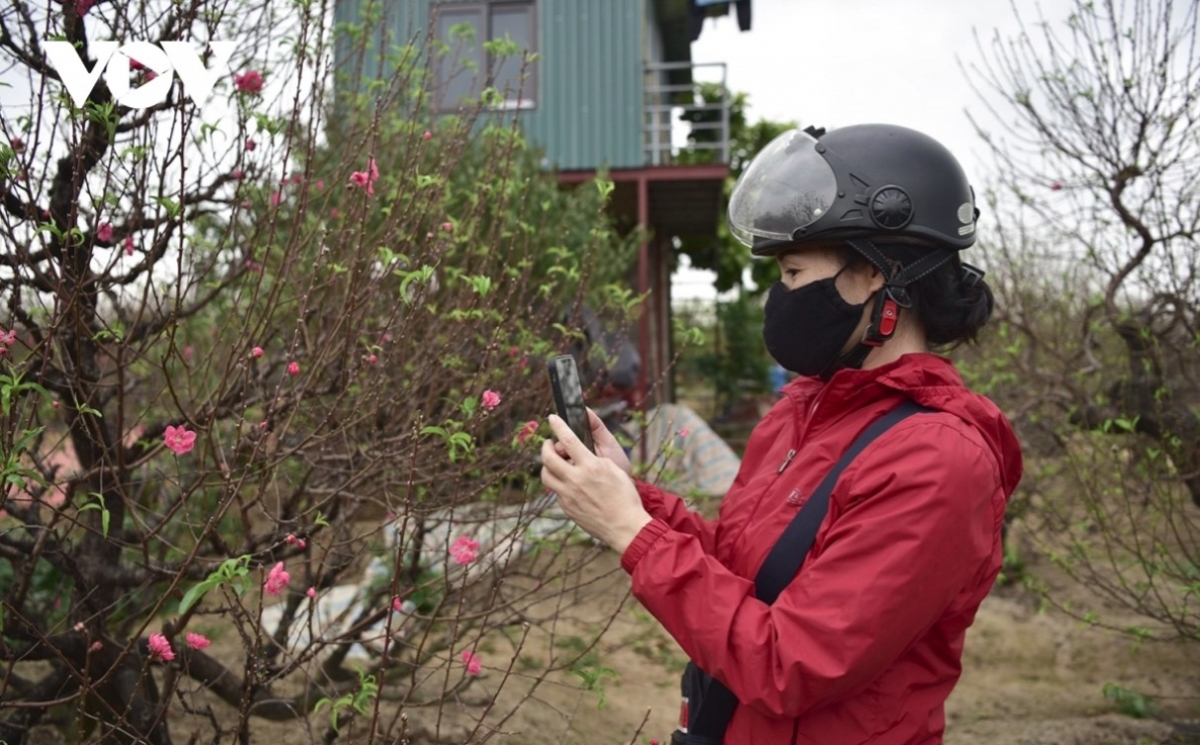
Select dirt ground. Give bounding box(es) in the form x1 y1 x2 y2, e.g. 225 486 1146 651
21 539 1197 745
462 546 1200 745
19 502 1197 745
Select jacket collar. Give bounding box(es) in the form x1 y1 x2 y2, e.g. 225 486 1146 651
781 353 961 413
780 352 1023 494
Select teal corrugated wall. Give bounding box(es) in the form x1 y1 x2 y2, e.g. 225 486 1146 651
333 0 645 170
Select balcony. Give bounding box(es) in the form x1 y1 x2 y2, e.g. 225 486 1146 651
643 61 731 167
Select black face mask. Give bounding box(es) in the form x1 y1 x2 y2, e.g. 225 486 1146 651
762 277 867 378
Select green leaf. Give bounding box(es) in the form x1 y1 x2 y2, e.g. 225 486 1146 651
464 274 492 297
180 555 252 614
178 578 217 615
77 493 110 537
154 196 182 219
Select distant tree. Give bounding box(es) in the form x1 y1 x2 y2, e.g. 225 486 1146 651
965 0 1199 642
676 83 796 293
666 86 796 414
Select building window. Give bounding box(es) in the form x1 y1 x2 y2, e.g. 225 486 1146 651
432 1 537 112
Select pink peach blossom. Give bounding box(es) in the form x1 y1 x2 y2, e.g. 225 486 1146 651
123 235 135 256
234 70 264 94
147 633 174 662
164 424 196 455
252 346 264 358
287 361 300 376
245 138 257 152
263 562 289 595
422 131 432 140
185 632 210 650
306 587 316 599
516 420 539 444
461 649 482 675
481 389 501 411
0 328 16 355
349 158 379 196
96 222 113 242
450 535 480 566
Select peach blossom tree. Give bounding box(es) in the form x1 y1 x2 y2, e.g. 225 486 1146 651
962 0 1199 644
0 0 646 742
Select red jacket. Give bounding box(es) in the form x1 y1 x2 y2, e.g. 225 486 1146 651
621 354 1023 744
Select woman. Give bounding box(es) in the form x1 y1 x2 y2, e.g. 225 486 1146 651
540 123 1023 745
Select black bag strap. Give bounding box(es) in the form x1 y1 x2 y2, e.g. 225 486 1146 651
686 400 931 743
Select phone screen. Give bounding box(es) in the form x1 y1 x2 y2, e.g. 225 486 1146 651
547 354 595 453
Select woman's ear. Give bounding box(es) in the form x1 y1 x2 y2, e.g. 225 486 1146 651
839 260 886 304
866 263 887 293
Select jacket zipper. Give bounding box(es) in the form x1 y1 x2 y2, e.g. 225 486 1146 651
777 449 796 473
778 390 825 473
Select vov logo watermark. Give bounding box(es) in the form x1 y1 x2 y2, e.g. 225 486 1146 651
44 40 237 110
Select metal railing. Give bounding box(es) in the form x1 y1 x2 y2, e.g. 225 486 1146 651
643 61 730 166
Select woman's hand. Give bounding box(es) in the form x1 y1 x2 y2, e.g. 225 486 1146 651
586 407 632 476
541 414 651 555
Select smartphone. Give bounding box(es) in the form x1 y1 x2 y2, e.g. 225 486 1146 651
547 354 595 453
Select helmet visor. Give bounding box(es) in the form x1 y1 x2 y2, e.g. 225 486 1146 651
728 128 839 249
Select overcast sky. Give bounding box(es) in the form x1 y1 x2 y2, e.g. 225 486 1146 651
676 0 1079 299
690 0 1081 174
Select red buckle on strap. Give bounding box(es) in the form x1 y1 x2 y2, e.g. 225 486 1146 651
877 298 899 338
863 294 901 347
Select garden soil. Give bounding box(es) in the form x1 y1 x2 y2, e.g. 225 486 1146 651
478 547 1200 745
25 533 1198 745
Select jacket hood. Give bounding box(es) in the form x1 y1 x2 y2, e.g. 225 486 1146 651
782 353 1024 494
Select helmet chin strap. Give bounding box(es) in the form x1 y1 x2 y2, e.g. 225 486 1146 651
818 239 957 380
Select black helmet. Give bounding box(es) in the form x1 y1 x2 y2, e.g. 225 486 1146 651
730 123 985 366
728 123 979 256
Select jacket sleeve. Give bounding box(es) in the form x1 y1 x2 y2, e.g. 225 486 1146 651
621 419 1006 718
632 479 720 555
